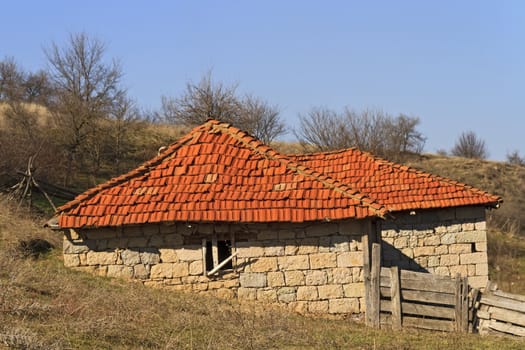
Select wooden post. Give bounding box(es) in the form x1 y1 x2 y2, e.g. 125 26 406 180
363 234 371 326
370 243 381 328
202 239 207 276
212 233 219 268
461 277 469 333
455 274 463 332
390 266 402 330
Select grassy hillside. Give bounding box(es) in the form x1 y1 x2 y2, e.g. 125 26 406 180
1 199 523 349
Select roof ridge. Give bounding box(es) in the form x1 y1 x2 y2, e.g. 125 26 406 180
209 122 388 217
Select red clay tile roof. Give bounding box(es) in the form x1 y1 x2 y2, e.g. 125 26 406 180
57 120 386 228
290 149 501 212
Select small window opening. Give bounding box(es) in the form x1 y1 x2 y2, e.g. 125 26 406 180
206 240 232 271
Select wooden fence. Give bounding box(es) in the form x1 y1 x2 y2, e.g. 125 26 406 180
474 282 525 337
365 242 469 332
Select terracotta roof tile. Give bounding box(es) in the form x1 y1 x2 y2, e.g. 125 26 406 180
290 149 501 212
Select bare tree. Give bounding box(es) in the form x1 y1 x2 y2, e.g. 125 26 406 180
451 131 488 159
295 107 349 151
506 150 525 166
160 72 286 143
238 95 285 144
0 57 25 101
296 106 425 160
45 33 125 186
160 71 240 125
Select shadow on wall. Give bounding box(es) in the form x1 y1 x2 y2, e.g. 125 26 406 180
381 240 428 273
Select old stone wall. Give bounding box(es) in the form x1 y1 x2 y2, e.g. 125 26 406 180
62 220 368 315
381 206 489 289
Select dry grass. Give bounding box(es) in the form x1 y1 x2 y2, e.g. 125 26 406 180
0 198 523 349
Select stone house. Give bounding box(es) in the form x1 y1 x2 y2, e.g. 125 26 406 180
50 119 501 315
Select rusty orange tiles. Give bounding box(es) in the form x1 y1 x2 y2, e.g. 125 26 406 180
56 119 501 229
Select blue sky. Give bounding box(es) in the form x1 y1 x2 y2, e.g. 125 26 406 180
1 1 523 160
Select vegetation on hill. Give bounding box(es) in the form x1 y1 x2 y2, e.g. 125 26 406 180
0 198 522 349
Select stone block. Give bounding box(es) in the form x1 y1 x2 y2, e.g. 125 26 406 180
240 273 267 288
318 285 343 299
440 233 456 245
236 243 265 258
148 235 164 247
297 238 319 254
133 264 149 279
124 225 145 236
257 230 279 241
159 223 176 234
150 263 173 279
63 254 80 267
289 301 308 314
107 265 133 279
413 246 434 257
337 252 363 267
427 255 440 267
216 289 235 299
434 266 450 276
159 248 178 263
267 272 285 287
469 275 489 289
278 255 309 270
257 289 277 302
264 244 285 256
343 283 365 298
423 235 441 246
309 253 337 269
278 230 296 240
475 221 487 230
250 257 278 272
440 254 460 266
462 223 475 231
63 240 90 254
475 242 488 252
352 267 364 282
296 286 318 301
189 261 203 275
284 243 299 255
128 237 148 247
400 248 414 259
237 287 257 300
305 270 328 285
277 287 297 303
176 246 202 261
394 236 408 248
140 250 160 265
121 250 141 265
86 251 117 265
329 298 359 314
449 244 472 254
284 271 304 286
456 231 486 243
308 301 329 313
330 267 353 284
172 263 189 277
467 264 476 276
460 252 487 265
165 234 183 246
305 223 338 237
330 236 350 252
349 239 362 252
434 245 448 255
449 264 468 276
